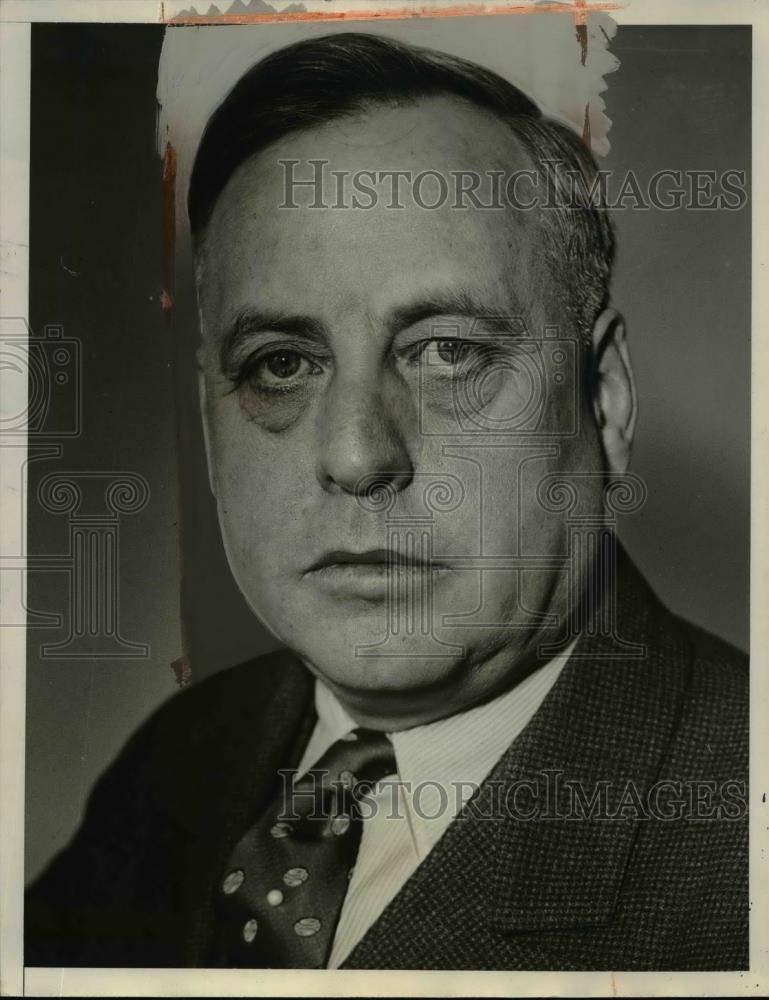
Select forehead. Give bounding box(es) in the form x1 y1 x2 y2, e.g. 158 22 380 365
198 95 555 334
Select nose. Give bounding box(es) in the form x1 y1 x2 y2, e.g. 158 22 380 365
315 369 414 497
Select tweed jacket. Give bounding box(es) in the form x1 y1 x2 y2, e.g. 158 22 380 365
25 551 748 970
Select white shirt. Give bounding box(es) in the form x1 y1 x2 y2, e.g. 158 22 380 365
294 640 576 968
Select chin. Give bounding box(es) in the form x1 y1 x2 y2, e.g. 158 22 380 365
294 629 466 694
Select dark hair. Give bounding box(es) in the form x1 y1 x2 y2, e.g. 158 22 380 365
188 31 614 341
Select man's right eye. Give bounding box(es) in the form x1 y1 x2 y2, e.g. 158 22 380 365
238 348 324 392
263 349 303 380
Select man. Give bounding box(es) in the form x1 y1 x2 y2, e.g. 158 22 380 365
25 32 748 970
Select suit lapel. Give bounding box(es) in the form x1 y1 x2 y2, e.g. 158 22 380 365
176 649 317 965
343 552 693 967
488 607 690 935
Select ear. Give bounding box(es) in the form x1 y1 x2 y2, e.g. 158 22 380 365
197 347 219 498
589 308 638 473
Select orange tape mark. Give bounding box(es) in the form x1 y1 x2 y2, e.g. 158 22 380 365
162 1 620 26
162 142 177 313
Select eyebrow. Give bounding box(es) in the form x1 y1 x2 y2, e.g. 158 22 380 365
384 289 529 337
218 289 528 371
219 309 327 373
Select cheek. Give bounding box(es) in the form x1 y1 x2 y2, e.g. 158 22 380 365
235 377 324 433
238 393 311 434
470 435 596 558
208 404 315 545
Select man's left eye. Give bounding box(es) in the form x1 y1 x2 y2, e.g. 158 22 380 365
423 339 485 368
434 339 468 364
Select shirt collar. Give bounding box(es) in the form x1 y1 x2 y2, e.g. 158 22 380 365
296 640 577 858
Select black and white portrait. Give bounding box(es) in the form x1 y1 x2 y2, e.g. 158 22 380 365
1 0 764 993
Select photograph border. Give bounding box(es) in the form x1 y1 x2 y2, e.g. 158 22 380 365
1 0 766 996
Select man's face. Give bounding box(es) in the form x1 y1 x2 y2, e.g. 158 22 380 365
196 96 609 729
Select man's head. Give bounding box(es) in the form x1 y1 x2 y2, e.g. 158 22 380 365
189 32 637 729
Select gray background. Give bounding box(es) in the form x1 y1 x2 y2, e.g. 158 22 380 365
25 23 750 883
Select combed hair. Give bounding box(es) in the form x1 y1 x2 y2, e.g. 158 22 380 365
188 32 615 342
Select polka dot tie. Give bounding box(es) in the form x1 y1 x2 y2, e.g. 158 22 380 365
211 727 396 968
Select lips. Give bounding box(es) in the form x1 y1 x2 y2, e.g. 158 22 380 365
307 548 437 572
303 547 450 599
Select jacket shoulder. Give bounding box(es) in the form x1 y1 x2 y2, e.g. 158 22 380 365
24 646 313 967
151 645 308 725
655 611 748 788
674 614 748 670
136 649 312 743
671 613 748 722
117 644 315 797
613 554 748 777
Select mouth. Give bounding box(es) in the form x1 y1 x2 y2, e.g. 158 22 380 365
308 548 440 571
303 548 451 599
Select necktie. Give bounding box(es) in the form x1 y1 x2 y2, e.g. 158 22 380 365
210 727 396 968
